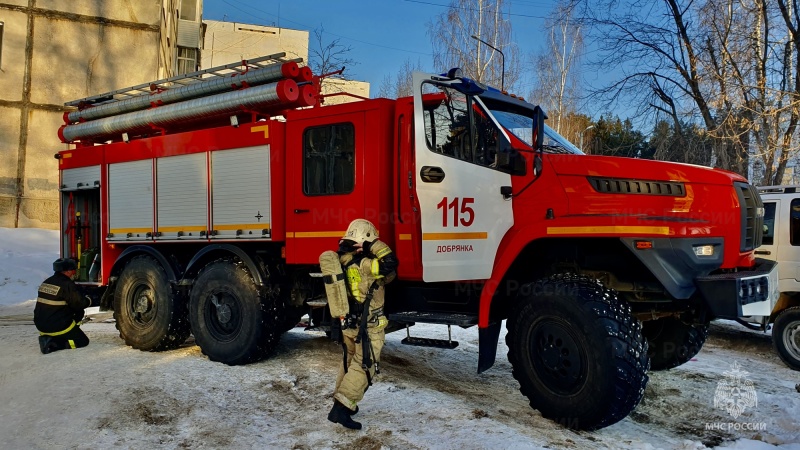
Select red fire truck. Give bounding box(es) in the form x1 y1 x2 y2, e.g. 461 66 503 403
56 54 776 430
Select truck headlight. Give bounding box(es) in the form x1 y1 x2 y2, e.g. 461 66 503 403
693 245 715 256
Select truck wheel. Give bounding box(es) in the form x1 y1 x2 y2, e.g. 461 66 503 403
643 317 708 371
773 306 800 371
506 274 649 430
113 256 190 351
189 259 279 365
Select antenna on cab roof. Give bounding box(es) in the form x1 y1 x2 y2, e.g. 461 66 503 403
470 34 505 92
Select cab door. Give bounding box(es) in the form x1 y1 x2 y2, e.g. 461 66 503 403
285 112 365 264
411 72 514 282
762 196 800 292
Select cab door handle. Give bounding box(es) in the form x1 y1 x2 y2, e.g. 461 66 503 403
420 166 445 183
754 250 771 255
294 209 310 214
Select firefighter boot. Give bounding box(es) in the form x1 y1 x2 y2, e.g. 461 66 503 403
38 336 61 354
327 400 362 430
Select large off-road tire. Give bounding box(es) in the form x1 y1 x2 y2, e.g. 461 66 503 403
506 274 649 431
189 259 280 365
643 317 709 371
773 306 800 371
113 256 190 351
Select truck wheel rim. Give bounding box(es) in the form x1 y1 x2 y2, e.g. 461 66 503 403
131 285 156 325
205 289 242 341
783 319 800 360
530 319 587 395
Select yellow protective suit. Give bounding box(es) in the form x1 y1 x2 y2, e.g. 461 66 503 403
332 241 394 411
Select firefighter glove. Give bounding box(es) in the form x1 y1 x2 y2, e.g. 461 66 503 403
338 239 359 255
361 239 373 255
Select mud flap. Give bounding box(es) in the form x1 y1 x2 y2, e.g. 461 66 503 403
477 321 502 373
320 250 349 318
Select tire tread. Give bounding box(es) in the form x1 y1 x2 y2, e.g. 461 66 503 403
506 273 649 430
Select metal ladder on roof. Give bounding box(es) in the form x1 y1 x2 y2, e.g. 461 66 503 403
64 52 301 108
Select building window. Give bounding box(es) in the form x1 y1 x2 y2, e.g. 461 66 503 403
303 123 355 195
176 47 197 74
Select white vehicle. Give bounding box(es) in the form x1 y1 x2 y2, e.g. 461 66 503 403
750 186 800 370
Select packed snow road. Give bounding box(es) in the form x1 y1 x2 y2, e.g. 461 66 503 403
0 310 797 450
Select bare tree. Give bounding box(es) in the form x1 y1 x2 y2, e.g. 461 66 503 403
587 0 800 181
586 0 730 170
531 0 584 136
426 0 521 91
378 58 425 99
308 26 357 93
773 0 800 185
685 0 799 182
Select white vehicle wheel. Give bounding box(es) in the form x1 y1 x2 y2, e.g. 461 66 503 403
773 306 800 371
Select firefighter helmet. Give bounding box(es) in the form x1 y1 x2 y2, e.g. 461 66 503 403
53 258 77 272
343 219 378 244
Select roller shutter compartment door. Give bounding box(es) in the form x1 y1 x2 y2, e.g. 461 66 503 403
211 145 272 239
156 153 208 240
61 166 100 191
108 160 154 241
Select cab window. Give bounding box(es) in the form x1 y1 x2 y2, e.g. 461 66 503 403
421 83 503 170
762 202 776 245
423 85 471 161
791 199 800 246
303 123 355 195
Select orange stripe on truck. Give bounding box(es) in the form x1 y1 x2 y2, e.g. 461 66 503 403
547 226 672 235
422 232 488 240
289 231 346 238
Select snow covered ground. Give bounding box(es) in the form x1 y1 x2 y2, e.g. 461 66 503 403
0 226 798 449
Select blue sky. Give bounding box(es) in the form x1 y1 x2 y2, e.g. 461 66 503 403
201 0 559 97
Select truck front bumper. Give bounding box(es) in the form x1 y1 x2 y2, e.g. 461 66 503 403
695 258 779 320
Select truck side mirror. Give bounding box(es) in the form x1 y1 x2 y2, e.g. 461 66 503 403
533 154 543 177
533 106 545 151
533 105 545 178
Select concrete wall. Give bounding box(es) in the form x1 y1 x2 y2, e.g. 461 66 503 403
320 78 370 106
201 20 369 106
0 1 172 229
201 20 308 68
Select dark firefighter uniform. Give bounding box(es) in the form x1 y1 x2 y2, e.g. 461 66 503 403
327 219 398 430
34 258 91 354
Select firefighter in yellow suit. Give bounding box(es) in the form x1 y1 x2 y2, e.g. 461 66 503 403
327 219 398 430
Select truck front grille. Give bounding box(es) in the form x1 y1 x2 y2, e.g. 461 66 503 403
588 177 685 196
735 182 763 252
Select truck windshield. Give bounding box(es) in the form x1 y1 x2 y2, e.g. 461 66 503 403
542 125 584 155
481 101 585 155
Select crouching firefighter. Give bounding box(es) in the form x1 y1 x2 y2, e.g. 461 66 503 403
320 219 398 430
34 258 92 354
